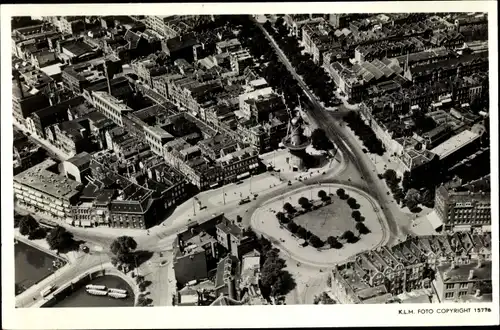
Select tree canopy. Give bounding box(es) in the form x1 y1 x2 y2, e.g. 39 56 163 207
260 246 295 298
341 230 357 243
309 234 324 248
110 236 138 264
311 128 334 151
287 221 298 233
318 190 327 200
46 226 75 252
355 222 370 235
327 236 342 249
283 202 295 214
18 215 39 237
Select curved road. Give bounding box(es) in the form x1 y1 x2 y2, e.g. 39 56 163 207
255 21 404 245
250 183 391 267
15 252 110 308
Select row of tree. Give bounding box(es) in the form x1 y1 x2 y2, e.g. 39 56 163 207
263 18 339 108
16 214 47 240
15 214 77 253
256 236 296 300
343 111 386 155
311 128 335 151
226 16 305 112
277 188 370 249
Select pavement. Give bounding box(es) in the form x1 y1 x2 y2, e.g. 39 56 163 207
136 252 176 306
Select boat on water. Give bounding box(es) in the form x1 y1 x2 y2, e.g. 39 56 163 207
108 288 127 294
86 284 107 290
86 289 108 296
108 291 127 299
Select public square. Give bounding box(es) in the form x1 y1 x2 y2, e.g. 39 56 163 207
250 184 388 267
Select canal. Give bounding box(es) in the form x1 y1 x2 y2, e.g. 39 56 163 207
49 275 135 307
15 241 59 295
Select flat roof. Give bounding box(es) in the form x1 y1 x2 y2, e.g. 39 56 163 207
40 63 63 77
92 91 134 112
431 130 480 159
14 159 82 200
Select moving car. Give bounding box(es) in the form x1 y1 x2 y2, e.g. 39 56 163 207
238 198 251 205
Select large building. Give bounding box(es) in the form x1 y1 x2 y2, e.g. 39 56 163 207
73 156 159 228
301 19 339 64
430 129 482 169
215 217 256 259
26 96 85 138
172 213 224 285
433 259 492 302
323 61 366 101
14 159 83 221
434 183 491 233
12 78 51 126
91 91 134 126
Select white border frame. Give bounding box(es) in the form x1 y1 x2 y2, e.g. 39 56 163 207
1 2 498 329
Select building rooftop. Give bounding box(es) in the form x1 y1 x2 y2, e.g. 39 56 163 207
34 96 85 122
92 91 134 112
357 285 392 304
431 130 479 159
66 152 92 170
62 40 96 57
437 261 492 283
216 218 243 238
14 159 82 200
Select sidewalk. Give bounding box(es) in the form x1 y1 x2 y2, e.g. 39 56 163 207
136 252 176 306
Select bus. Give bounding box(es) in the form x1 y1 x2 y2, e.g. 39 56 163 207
40 285 56 298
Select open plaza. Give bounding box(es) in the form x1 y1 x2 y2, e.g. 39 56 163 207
251 184 388 267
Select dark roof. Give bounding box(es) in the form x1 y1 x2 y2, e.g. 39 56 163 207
87 111 115 128
166 33 198 52
109 200 145 213
34 96 85 121
124 29 143 49
411 51 489 76
62 41 95 57
66 151 92 169
216 218 242 238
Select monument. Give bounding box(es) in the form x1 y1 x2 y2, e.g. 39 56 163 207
282 110 311 171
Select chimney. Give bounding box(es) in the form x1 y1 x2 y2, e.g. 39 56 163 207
450 260 456 270
443 271 450 281
468 269 474 280
475 289 481 297
476 259 483 269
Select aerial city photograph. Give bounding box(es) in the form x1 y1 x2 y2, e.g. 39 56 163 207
11 12 491 308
